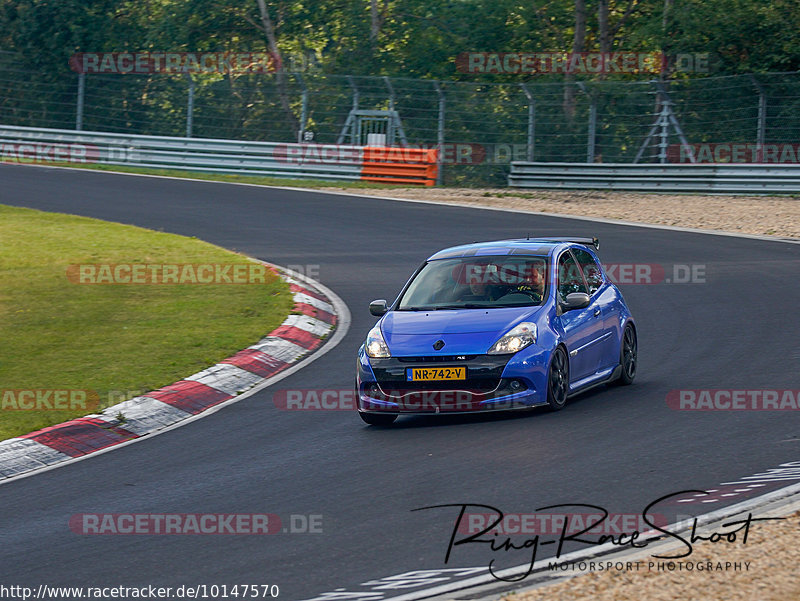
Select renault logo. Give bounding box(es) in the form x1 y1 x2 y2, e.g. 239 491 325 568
433 340 445 350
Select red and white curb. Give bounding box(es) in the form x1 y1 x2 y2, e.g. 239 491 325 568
0 264 347 482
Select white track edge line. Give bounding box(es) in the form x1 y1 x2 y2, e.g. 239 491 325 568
380 481 800 601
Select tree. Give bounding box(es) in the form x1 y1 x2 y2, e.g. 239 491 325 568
253 0 298 133
564 0 587 118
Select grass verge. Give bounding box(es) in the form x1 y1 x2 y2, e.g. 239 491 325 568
23 161 415 189
0 204 294 441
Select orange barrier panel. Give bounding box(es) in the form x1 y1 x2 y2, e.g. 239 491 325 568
361 147 438 186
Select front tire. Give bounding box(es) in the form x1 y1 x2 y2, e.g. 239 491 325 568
616 324 637 385
546 346 569 410
359 412 397 426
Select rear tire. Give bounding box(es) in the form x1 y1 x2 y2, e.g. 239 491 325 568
359 412 397 426
616 324 637 385
546 347 569 410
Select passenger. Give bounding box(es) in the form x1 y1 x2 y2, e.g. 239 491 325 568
458 264 502 301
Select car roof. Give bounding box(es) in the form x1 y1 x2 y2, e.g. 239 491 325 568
426 238 594 261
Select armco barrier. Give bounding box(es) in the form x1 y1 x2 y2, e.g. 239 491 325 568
362 147 438 187
509 162 800 194
0 125 437 186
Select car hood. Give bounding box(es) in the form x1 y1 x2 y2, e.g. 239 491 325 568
381 307 541 356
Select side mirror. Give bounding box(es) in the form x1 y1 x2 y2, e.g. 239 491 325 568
563 292 591 310
369 299 388 316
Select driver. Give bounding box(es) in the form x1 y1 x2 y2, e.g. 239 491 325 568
504 263 544 301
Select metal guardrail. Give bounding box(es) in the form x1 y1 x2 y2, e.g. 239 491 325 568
0 124 364 181
509 162 800 194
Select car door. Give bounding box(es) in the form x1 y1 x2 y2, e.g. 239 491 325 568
572 247 618 372
556 249 605 382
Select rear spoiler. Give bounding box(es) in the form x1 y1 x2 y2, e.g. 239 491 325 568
530 237 600 251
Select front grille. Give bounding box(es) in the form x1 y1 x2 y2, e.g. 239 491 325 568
397 355 478 363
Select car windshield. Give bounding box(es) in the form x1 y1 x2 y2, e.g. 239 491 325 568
397 256 549 310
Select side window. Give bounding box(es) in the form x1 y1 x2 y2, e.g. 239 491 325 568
557 251 588 300
572 248 604 295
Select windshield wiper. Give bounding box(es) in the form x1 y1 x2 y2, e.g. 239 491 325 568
494 302 536 308
399 304 492 311
433 304 491 310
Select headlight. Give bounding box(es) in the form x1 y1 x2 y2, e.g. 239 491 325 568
365 324 391 358
487 322 537 355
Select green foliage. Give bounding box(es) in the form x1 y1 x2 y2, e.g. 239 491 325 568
1 0 798 185
1 0 797 79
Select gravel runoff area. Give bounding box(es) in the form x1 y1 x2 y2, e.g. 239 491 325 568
320 185 799 600
501 510 800 601
318 188 800 240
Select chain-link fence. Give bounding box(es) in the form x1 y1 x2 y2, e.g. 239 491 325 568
2 58 799 186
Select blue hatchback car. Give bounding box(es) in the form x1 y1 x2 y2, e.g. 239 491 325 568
356 237 637 425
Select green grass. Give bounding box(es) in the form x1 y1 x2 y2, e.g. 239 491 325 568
36 161 417 189
0 204 295 441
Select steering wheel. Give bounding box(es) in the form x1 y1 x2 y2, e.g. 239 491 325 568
500 289 542 302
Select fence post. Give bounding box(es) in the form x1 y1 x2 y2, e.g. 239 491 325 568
297 74 308 143
588 98 597 162
750 75 767 159
433 81 445 186
658 99 669 163
76 73 85 131
348 75 359 111
186 73 195 138
383 76 396 112
519 83 535 162
577 83 597 162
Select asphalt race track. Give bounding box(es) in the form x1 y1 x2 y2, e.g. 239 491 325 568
1 164 799 599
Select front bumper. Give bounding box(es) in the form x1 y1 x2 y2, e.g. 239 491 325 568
357 348 550 413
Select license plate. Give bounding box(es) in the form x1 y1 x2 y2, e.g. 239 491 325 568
407 367 466 381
